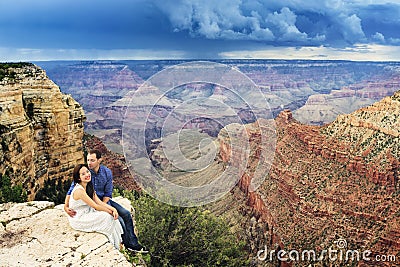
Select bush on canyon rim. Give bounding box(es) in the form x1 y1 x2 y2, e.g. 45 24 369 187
0 174 27 203
119 190 249 267
34 178 71 205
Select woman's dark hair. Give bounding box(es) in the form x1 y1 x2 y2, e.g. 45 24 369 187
72 164 95 199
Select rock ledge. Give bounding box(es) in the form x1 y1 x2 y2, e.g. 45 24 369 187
0 197 133 267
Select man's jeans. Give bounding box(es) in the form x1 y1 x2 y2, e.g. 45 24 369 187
109 199 139 248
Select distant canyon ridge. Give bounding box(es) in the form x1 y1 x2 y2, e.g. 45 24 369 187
37 60 400 154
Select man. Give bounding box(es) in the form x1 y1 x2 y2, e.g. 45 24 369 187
64 149 147 253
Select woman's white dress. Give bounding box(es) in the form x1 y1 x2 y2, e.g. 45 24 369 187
68 184 123 249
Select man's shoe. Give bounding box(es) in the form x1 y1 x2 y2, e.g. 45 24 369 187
127 244 149 253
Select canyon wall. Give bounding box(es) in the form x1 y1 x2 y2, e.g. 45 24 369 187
0 64 85 199
218 92 400 266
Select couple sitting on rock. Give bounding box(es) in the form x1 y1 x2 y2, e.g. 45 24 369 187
64 149 147 253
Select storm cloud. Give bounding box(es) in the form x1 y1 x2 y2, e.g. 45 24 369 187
152 0 400 47
1 0 400 60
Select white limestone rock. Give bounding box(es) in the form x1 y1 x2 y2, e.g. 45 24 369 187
0 200 135 267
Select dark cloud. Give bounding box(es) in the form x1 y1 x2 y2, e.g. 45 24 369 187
0 0 400 60
152 0 400 47
357 3 400 45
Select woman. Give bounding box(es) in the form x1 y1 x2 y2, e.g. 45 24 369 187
67 164 123 249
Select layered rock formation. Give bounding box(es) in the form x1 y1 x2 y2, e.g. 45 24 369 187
42 61 144 113
0 64 85 199
38 61 144 154
38 60 400 155
294 73 400 125
0 197 135 266
217 92 400 266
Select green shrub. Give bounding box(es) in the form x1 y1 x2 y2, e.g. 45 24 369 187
0 175 27 203
0 62 33 81
34 178 72 205
123 191 249 267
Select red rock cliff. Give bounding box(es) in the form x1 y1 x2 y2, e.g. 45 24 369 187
218 92 400 266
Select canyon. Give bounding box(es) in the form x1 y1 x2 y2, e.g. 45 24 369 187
37 60 400 155
147 91 399 266
0 62 399 266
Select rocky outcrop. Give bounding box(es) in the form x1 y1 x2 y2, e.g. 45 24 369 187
218 92 400 266
0 197 134 267
0 64 85 199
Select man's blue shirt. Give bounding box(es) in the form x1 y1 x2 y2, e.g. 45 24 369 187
67 165 113 200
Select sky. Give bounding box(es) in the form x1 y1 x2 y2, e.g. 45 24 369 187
1 0 400 61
